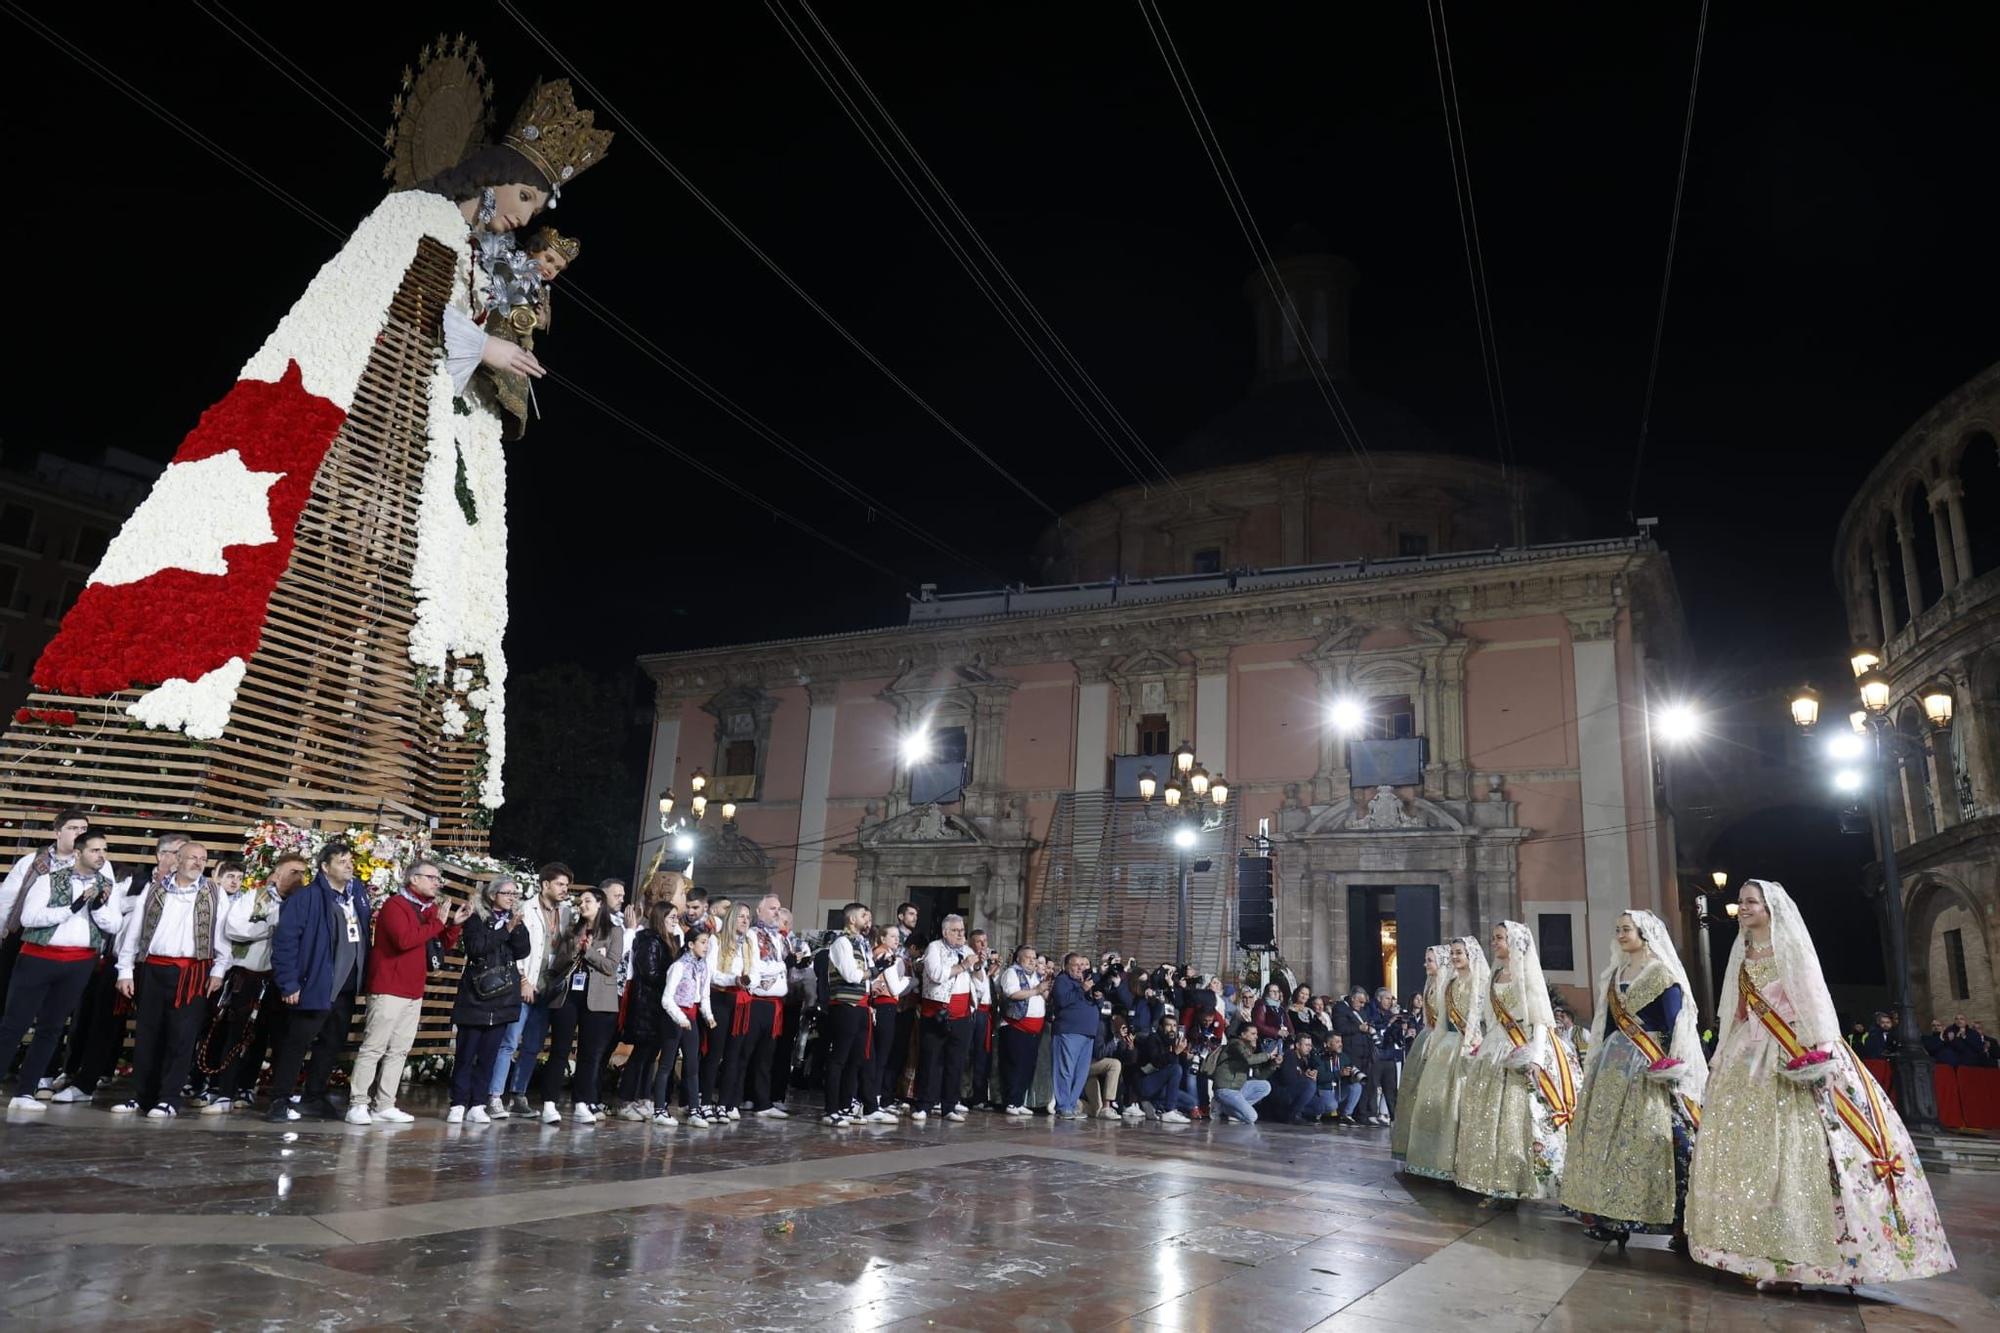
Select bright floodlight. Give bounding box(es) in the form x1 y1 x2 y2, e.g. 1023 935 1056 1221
1826 731 1865 762
673 834 695 854
1833 769 1864 793
1328 697 1366 734
1655 704 1700 743
900 731 930 766
1172 825 1198 849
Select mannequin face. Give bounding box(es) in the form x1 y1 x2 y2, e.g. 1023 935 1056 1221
1615 914 1645 955
1490 926 1510 962
1738 884 1770 931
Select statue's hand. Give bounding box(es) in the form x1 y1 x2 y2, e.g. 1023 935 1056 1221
481 337 545 379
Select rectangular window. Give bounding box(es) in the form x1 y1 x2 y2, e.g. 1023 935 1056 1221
1138 712 1170 756
70 526 110 567
1365 694 1415 741
1945 928 1970 1001
1191 547 1222 574
1398 532 1430 557
1537 913 1575 972
0 564 19 610
0 504 32 550
910 725 969 806
722 739 757 777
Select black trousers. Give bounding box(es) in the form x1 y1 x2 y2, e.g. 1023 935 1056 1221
999 1025 1041 1109
967 1009 994 1105
823 1002 869 1115
130 962 210 1109
654 1021 702 1110
196 969 273 1099
573 1008 617 1106
451 1023 508 1108
861 1006 898 1112
64 959 127 1092
266 985 357 1106
620 1034 663 1102
0 934 24 1031
916 1011 973 1112
724 997 782 1110
536 1000 582 1104
774 999 803 1094
0 953 94 1090
701 989 739 1109
889 1003 918 1102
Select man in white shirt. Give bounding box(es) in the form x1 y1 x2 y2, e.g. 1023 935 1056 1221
52 833 181 1103
913 913 977 1122
112 839 225 1117
822 901 873 1126
998 945 1052 1115
0 831 122 1110
726 893 793 1118
0 808 98 1006
198 853 307 1114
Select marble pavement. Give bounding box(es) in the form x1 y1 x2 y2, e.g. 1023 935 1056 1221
0 1094 1994 1330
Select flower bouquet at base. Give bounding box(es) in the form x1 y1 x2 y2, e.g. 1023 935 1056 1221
1778 1047 1834 1085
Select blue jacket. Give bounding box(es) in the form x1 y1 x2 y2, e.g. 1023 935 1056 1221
272 872 372 1010
1050 972 1100 1037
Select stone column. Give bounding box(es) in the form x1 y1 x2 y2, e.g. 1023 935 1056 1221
1896 517 1925 618
1928 488 1960 592
790 681 840 922
1873 547 1900 643
1193 646 1231 775
636 690 683 882
1937 480 1975 593
1850 556 1882 650
1567 608 1630 984
1072 657 1111 792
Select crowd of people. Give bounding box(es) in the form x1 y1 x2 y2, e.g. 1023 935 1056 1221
1849 1009 2000 1067
0 813 1425 1135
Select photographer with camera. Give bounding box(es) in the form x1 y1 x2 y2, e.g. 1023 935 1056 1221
1049 951 1100 1120
998 945 1051 1116
1132 1013 1197 1122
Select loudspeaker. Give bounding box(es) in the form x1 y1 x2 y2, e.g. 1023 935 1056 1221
1237 853 1273 948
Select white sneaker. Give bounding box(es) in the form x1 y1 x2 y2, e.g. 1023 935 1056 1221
375 1106 414 1124
867 1109 899 1124
945 1109 967 1123
1097 1107 1121 1120
726 1107 741 1121
1161 1109 1191 1124
467 1106 490 1124
572 1103 597 1124
653 1111 679 1128
1005 1104 1029 1117
821 1112 849 1127
201 1097 234 1116
540 1102 561 1124
485 1096 511 1120
952 1102 968 1114
1122 1104 1144 1119
146 1103 177 1119
910 1108 928 1122
685 1113 710 1128
345 1106 373 1125
52 1086 91 1105
7 1095 44 1112
50 1073 70 1092
110 1100 139 1114
619 1103 648 1122
755 1106 789 1119
446 1105 466 1124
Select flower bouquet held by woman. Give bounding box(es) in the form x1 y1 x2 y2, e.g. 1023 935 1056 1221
1453 921 1582 1204
1560 910 1706 1248
1402 936 1487 1182
1685 879 1954 1290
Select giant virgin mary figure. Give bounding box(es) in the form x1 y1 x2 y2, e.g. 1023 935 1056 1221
1 42 610 853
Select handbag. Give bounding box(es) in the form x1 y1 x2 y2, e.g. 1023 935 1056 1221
467 956 518 1002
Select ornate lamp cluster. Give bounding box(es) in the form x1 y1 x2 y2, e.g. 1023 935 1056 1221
1136 739 1229 830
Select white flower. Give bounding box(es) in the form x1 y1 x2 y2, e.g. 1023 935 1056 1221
126 658 248 740
452 667 474 691
91 452 283 586
441 698 469 737
467 688 492 711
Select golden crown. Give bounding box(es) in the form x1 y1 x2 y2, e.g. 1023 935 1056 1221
503 79 613 200
524 226 581 263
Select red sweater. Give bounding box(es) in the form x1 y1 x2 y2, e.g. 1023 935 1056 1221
364 893 462 1000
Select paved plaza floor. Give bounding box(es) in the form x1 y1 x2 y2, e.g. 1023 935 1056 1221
0 1093 1993 1330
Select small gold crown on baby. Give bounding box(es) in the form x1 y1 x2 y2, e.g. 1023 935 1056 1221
526 226 582 263
504 79 613 202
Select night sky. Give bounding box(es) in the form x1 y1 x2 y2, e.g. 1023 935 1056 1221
12 4 1996 986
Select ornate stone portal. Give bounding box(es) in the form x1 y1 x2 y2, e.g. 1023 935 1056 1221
839 799 1036 936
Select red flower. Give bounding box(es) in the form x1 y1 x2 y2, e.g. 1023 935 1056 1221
12 708 28 724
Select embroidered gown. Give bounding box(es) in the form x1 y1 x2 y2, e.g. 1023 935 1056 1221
1560 960 1695 1233
1686 955 1955 1284
1402 975 1473 1180
1453 972 1578 1199
1390 1003 1438 1159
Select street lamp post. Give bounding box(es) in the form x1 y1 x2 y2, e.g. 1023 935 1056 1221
1138 742 1230 967
1791 659 1948 1132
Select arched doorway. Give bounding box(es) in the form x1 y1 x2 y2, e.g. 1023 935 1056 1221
1907 875 1999 1033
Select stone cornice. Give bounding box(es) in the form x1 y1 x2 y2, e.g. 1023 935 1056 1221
640 545 1669 696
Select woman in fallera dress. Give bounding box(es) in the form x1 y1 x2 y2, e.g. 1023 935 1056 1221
1560 911 1705 1249
1402 936 1486 1181
1686 880 1954 1290
1453 921 1582 1205
1390 944 1451 1160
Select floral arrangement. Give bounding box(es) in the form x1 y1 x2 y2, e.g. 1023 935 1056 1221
13 707 78 728
1647 1056 1683 1073
1785 1049 1832 1072
237 818 532 903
